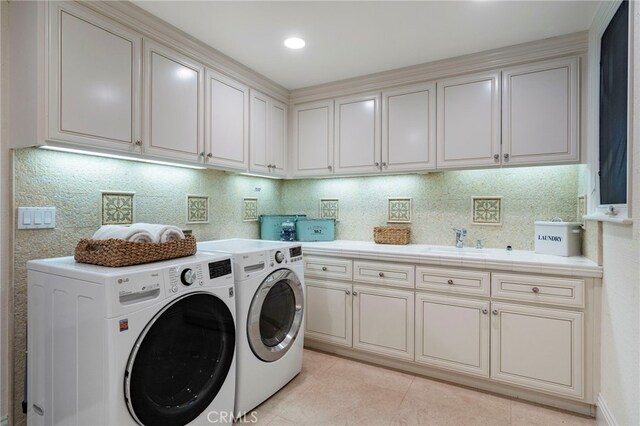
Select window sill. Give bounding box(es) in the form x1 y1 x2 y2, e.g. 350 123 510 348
583 213 633 225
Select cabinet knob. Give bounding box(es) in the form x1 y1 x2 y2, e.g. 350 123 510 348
135 140 142 146
322 266 328 271
345 290 351 295
375 162 380 167
378 271 384 277
493 154 499 161
492 309 499 316
272 164 276 169
503 153 510 160
447 279 454 285
328 165 333 171
482 308 489 315
199 152 205 157
353 291 358 296
207 153 213 158
382 162 387 167
532 287 540 294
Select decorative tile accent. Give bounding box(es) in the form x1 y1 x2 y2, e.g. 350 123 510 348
101 191 134 225
187 195 209 223
472 197 502 226
577 194 586 226
320 199 339 221
243 198 258 221
388 198 411 223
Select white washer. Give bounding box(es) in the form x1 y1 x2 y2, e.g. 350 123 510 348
27 253 237 426
197 239 304 416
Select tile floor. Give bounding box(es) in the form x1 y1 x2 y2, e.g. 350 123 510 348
242 349 596 426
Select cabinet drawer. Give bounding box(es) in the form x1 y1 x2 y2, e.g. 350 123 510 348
353 261 414 288
491 273 584 308
304 256 353 281
416 266 490 297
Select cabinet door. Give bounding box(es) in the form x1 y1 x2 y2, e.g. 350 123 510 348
353 285 414 361
269 99 288 177
490 302 584 399
436 72 501 169
292 100 334 177
143 41 204 162
334 93 381 175
382 83 436 172
304 279 352 347
205 70 249 170
48 3 141 151
415 293 490 377
249 90 270 174
502 57 579 165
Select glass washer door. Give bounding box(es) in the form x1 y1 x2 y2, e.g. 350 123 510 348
247 268 304 362
124 292 235 426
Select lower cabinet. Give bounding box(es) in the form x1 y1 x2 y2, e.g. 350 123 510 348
353 285 414 361
304 279 414 361
490 302 584 399
415 293 490 377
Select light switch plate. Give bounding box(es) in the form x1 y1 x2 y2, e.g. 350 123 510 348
18 207 56 229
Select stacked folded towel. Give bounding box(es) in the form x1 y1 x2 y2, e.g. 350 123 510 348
91 223 185 243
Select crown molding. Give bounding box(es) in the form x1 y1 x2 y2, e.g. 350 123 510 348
81 1 290 103
289 31 588 105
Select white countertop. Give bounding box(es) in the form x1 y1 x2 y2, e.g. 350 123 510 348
301 240 602 278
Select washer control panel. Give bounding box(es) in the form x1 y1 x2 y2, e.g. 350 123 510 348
169 264 205 294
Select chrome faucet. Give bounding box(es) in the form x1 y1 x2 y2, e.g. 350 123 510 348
452 227 467 248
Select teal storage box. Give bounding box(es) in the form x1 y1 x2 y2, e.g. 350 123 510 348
295 219 335 242
259 215 306 240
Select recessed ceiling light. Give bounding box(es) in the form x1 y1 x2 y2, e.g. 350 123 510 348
284 37 305 49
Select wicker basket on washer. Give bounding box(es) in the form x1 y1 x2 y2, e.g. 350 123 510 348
74 235 197 267
373 226 410 245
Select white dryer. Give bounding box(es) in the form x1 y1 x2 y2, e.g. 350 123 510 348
197 239 304 416
27 253 237 426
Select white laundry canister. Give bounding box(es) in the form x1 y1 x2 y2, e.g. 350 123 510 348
534 221 582 257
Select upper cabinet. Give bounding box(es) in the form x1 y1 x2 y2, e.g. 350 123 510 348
436 71 502 169
334 93 381 175
501 57 580 165
292 100 335 177
143 40 204 162
205 70 249 171
48 2 142 152
249 90 288 177
382 83 437 172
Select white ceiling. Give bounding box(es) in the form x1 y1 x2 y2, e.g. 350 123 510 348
133 1 600 90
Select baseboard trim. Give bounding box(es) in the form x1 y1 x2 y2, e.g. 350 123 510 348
1 415 8 426
597 394 617 426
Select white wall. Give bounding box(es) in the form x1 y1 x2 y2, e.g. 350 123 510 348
0 1 9 424
596 2 640 426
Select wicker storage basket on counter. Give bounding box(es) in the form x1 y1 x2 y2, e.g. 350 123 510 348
373 226 411 245
74 235 197 267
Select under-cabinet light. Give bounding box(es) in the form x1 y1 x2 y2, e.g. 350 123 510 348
39 146 206 170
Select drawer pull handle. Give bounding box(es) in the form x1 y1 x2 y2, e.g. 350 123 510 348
322 267 328 271
378 272 384 277
353 291 358 296
345 290 350 295
492 310 499 316
532 287 540 293
33 404 44 416
447 279 454 285
482 308 488 314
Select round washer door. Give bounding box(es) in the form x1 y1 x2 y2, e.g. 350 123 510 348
247 268 303 362
125 292 235 426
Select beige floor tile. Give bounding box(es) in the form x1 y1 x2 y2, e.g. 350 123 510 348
403 376 511 423
325 356 415 393
277 373 406 425
511 400 596 426
302 348 340 377
267 415 304 425
257 370 322 415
